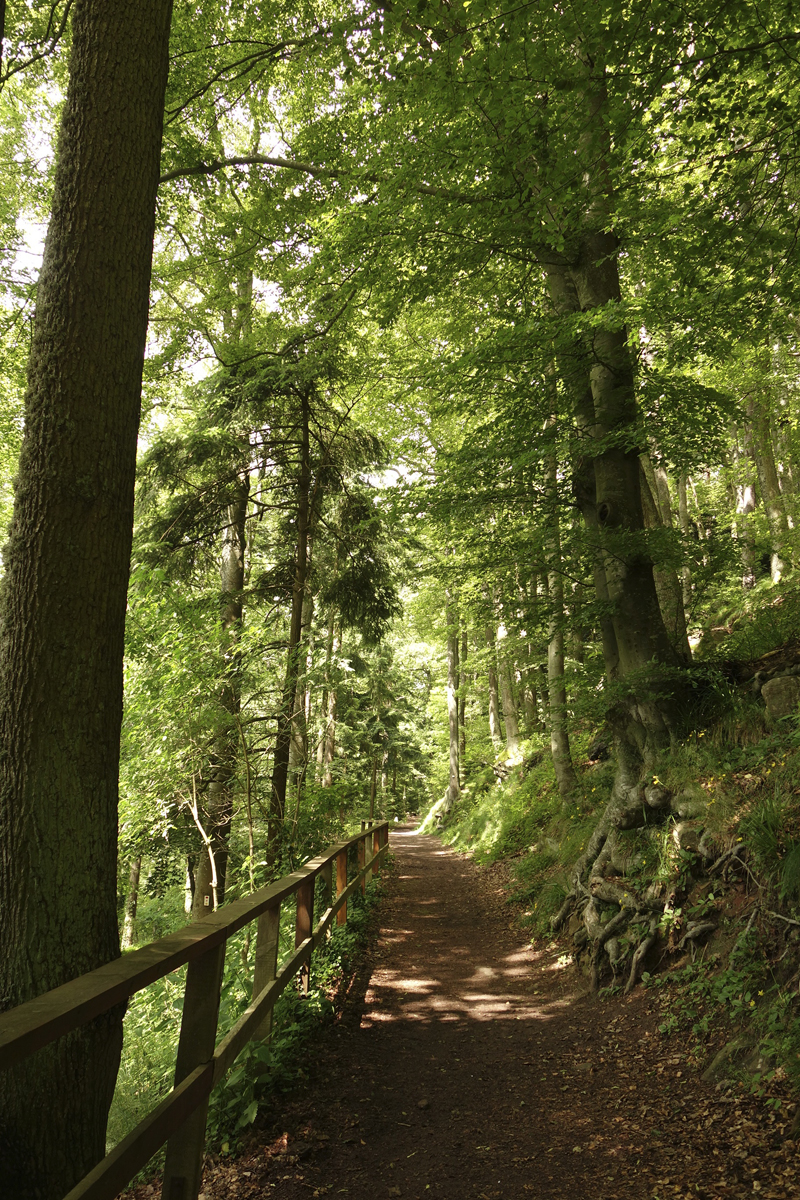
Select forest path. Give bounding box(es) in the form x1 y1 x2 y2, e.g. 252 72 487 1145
199 826 800 1200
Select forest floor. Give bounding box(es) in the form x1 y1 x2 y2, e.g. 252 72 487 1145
139 826 800 1200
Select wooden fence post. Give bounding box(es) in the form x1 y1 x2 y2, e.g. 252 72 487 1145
295 875 315 995
358 823 366 894
336 848 347 926
365 821 374 886
252 902 281 1041
161 941 226 1200
372 826 381 877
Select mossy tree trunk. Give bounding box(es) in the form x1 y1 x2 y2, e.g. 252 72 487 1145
0 2 173 1195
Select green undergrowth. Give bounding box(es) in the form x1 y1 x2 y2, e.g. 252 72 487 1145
694 573 800 664
107 874 386 1173
644 926 800 1111
425 646 800 1100
423 725 614 934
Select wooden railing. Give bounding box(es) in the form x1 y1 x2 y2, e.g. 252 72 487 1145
0 820 390 1200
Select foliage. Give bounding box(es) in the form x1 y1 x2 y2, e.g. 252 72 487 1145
108 881 383 1170
7 0 800 1172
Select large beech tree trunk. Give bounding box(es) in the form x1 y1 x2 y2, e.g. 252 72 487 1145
0 3 173 1195
546 264 620 684
570 231 681 685
192 483 248 918
545 60 701 990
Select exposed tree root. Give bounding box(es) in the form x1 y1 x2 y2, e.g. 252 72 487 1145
550 712 725 992
624 915 659 994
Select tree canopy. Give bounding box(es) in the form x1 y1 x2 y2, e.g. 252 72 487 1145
2 0 800 1193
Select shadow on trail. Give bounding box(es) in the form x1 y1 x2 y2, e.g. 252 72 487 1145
262 827 600 1200
363 829 575 1032
196 824 800 1200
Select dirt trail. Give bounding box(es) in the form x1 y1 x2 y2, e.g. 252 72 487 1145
200 826 800 1200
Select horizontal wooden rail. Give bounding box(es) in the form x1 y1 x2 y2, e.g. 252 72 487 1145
0 821 391 1200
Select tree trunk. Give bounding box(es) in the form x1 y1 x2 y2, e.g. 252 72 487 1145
370 757 378 820
639 460 692 664
545 434 579 802
729 433 757 590
521 655 540 733
120 855 142 952
184 859 195 915
317 607 335 776
570 233 680 685
521 580 546 732
747 394 791 582
459 625 467 767
287 581 314 825
192 482 248 918
269 390 312 863
443 589 461 812
546 264 620 684
676 475 695 609
484 621 503 748
496 620 522 759
321 615 340 788
0 4 172 1195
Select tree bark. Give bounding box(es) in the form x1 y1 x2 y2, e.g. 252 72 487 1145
521 654 540 734
545 435 579 802
317 606 335 777
120 855 142 952
569 232 680 684
484 621 503 748
321 614 340 788
747 394 790 581
546 264 620 683
443 588 461 811
676 475 695 609
0 3 172 1195
370 757 378 820
287 580 314 826
729 433 757 591
639 460 692 664
521 579 546 732
192 482 248 918
496 619 522 759
459 624 467 767
269 390 312 861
